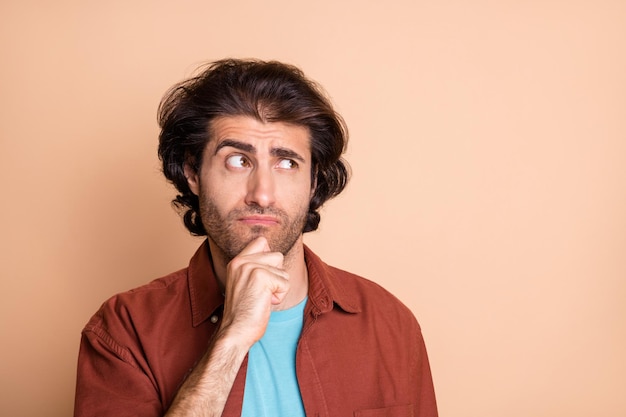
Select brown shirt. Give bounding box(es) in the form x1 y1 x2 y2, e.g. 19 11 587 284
74 241 438 417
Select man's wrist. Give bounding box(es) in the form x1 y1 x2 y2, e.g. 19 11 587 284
212 324 256 357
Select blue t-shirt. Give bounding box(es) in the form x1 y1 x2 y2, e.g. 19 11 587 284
240 298 307 417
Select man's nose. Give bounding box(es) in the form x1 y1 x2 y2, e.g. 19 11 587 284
245 166 276 208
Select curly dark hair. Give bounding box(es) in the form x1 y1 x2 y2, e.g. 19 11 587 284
157 59 350 235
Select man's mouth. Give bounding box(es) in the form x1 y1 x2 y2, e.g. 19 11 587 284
238 215 280 226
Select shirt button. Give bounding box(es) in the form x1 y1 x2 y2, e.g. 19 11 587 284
210 315 219 324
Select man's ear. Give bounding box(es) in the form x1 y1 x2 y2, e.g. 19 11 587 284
183 161 200 196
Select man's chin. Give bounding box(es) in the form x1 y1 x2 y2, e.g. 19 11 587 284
247 225 269 235
207 219 304 260
221 229 274 258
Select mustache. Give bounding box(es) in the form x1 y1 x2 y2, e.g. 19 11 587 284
228 205 287 218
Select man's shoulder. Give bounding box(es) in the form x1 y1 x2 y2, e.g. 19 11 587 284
84 267 190 332
106 267 189 306
322 262 419 327
125 267 190 295
78 266 203 376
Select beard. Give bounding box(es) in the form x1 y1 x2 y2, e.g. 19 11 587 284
198 192 308 263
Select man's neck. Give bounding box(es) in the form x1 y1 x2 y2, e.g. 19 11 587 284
208 237 309 310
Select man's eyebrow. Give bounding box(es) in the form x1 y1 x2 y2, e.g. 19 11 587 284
214 139 255 155
214 139 306 163
271 147 306 163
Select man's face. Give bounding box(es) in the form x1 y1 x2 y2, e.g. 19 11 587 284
185 115 313 262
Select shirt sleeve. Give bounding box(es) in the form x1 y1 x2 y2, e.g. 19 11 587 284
74 314 164 417
412 322 439 417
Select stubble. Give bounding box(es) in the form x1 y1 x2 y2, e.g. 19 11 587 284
199 194 308 263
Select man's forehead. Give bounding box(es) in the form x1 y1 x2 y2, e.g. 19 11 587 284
207 115 311 151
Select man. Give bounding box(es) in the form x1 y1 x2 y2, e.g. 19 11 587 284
74 59 438 417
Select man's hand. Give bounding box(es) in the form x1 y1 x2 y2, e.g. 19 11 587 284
218 236 290 349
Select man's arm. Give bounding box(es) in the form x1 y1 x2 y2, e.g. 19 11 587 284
163 329 247 416
165 237 289 416
75 324 164 416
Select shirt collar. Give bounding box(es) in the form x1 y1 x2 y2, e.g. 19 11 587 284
188 240 361 327
303 245 361 315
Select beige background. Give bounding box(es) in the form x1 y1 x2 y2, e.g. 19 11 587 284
1 1 625 416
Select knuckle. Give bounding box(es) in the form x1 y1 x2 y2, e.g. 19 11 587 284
227 258 242 273
247 265 267 280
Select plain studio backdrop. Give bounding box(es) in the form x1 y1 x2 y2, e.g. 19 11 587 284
1 1 625 416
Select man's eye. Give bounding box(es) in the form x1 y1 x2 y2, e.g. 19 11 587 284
276 159 297 169
225 155 251 168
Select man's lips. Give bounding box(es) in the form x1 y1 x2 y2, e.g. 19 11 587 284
238 215 280 226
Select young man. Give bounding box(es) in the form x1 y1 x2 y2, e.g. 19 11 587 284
74 59 438 417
